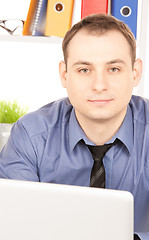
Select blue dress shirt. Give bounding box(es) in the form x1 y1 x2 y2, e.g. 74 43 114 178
0 95 149 240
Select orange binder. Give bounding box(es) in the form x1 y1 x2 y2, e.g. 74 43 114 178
45 0 74 38
81 0 109 19
23 0 47 36
23 0 38 35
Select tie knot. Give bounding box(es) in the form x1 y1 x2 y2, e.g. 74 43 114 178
87 139 118 161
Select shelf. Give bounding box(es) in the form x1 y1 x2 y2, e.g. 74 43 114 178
0 35 63 44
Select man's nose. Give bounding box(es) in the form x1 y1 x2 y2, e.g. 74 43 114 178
91 71 108 92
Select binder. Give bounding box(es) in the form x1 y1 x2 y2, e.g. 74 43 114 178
111 0 138 38
23 0 48 36
81 0 109 19
45 0 74 38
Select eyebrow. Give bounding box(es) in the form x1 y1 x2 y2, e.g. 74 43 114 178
72 61 91 67
106 59 126 65
72 59 126 67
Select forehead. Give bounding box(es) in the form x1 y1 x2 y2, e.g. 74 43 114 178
67 30 132 64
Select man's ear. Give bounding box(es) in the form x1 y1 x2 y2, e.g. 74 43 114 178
133 58 143 87
59 60 67 88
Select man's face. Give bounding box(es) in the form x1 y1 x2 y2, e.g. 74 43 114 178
60 30 142 126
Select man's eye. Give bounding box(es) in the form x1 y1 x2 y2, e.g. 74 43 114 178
79 68 90 73
110 67 120 73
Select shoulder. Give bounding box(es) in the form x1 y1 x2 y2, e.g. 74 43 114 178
129 95 149 125
16 98 73 137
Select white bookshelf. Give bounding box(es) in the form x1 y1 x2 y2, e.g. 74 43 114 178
0 35 63 44
0 0 81 112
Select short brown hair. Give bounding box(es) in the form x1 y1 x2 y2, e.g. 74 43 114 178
62 14 136 67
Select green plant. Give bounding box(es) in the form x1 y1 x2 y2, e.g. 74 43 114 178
0 100 28 123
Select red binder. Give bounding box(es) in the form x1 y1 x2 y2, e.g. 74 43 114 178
81 0 109 19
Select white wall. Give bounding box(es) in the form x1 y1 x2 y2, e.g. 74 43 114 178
134 0 149 98
0 0 82 112
0 0 149 112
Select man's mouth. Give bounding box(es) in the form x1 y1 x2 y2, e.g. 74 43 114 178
88 99 113 105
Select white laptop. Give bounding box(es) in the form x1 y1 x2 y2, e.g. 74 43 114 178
0 179 133 240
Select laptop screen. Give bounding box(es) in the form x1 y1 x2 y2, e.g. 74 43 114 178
0 179 133 240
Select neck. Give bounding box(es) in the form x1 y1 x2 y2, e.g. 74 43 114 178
75 111 127 145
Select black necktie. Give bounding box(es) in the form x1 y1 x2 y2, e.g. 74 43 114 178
87 139 118 188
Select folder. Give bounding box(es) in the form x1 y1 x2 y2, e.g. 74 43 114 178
45 0 74 38
81 0 109 19
111 0 138 38
23 0 48 36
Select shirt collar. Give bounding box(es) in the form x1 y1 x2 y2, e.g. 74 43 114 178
69 109 94 153
109 104 134 155
69 104 134 155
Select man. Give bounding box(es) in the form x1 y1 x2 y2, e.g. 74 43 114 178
0 14 148 239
